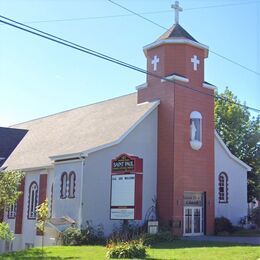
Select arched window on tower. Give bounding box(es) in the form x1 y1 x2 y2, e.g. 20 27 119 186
60 172 68 199
27 181 38 219
190 111 202 150
219 172 228 203
68 171 76 198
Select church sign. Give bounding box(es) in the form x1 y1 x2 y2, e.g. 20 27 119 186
110 154 143 220
111 153 143 173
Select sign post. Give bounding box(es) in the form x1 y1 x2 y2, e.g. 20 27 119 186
110 154 143 221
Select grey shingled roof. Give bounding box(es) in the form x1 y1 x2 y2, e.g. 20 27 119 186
4 93 157 170
158 24 198 42
0 127 27 167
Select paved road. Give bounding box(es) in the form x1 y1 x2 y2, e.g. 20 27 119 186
183 236 260 245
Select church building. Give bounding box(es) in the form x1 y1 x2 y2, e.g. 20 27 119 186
0 3 251 252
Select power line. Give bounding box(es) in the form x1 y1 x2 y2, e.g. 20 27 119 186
22 0 260 24
108 0 260 77
0 15 259 113
185 0 260 10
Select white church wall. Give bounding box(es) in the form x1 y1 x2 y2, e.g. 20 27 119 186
82 108 158 236
22 168 54 249
215 137 248 225
52 160 84 225
0 168 54 253
21 170 40 249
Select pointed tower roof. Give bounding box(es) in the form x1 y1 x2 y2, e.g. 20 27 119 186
158 23 198 42
143 23 208 58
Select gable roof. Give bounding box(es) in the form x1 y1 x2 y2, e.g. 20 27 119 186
215 131 251 171
158 24 198 42
4 93 159 170
0 127 27 167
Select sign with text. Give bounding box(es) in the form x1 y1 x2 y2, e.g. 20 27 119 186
110 154 143 220
112 153 143 173
110 208 134 220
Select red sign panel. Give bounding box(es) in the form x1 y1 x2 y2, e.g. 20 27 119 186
111 153 143 173
110 153 143 220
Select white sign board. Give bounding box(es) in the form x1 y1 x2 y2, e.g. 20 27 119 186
110 174 135 220
110 208 134 220
111 174 135 206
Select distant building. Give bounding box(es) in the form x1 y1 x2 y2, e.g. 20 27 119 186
0 127 27 167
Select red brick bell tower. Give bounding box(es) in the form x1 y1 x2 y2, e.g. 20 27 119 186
137 3 215 235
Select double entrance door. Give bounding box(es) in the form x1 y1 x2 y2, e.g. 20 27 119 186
184 206 203 236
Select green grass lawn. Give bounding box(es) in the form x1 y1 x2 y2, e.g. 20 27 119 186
1 240 260 260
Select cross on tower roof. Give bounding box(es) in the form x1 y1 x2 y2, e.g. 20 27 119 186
171 1 183 24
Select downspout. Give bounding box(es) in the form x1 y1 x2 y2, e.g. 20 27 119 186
78 154 86 228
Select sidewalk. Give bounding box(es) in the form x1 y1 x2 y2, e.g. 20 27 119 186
183 235 260 245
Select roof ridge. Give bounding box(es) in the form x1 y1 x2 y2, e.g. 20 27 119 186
10 92 137 128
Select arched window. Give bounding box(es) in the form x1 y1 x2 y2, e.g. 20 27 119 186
60 172 68 199
190 111 202 150
219 172 228 203
27 181 38 219
68 171 76 198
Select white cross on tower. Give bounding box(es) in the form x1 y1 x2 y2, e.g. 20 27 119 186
171 1 183 24
191 55 200 71
151 55 160 71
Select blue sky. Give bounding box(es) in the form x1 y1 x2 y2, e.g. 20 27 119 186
0 0 259 127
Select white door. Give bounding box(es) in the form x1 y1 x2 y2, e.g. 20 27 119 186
184 207 203 236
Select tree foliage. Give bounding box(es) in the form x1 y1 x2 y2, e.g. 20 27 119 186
0 170 24 240
215 87 260 202
0 170 24 211
36 199 49 250
36 199 49 233
0 222 14 241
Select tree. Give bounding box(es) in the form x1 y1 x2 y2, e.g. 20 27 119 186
0 170 24 240
36 199 49 251
215 87 260 202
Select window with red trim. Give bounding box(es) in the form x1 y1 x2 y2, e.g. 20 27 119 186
27 181 38 219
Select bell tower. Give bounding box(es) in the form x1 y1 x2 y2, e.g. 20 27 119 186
137 1 215 235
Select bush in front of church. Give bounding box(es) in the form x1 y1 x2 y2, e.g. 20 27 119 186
63 227 83 246
106 239 147 259
214 217 233 235
62 223 105 246
250 207 260 227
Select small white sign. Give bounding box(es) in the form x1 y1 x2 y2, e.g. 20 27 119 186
111 208 134 220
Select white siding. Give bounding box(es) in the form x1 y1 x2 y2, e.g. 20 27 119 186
215 137 248 225
82 109 158 236
52 160 83 224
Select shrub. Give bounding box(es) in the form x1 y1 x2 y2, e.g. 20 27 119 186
108 221 145 243
142 231 173 246
81 223 105 245
62 222 105 246
215 217 233 234
62 227 82 246
250 207 260 227
106 239 147 259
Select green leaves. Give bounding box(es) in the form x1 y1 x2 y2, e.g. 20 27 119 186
215 87 260 202
0 170 24 211
36 199 49 233
0 222 14 240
